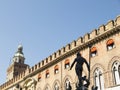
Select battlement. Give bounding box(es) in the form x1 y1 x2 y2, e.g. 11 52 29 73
0 15 120 90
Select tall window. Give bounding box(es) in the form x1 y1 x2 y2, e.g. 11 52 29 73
65 59 70 69
90 47 97 57
54 65 59 74
64 78 72 90
106 39 115 50
112 61 120 85
94 68 104 90
54 83 59 90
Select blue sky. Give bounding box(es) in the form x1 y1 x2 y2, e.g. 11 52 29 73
0 0 120 85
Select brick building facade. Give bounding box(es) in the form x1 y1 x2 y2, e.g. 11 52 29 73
0 15 120 90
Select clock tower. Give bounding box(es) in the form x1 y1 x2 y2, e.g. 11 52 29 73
6 45 29 81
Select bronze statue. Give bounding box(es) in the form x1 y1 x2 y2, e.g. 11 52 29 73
70 52 90 88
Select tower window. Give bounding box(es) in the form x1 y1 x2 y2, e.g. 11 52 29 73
106 39 115 50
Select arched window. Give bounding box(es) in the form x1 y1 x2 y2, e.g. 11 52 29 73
54 65 59 74
112 61 120 85
46 70 50 78
38 73 41 81
54 83 59 90
106 39 115 50
65 59 70 69
64 78 72 90
94 68 104 90
90 47 97 57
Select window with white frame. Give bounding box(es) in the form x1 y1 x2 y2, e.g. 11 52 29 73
94 68 104 90
112 61 120 85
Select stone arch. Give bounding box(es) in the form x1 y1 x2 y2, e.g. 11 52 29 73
108 56 120 71
63 75 73 84
52 79 61 90
23 77 37 90
63 75 73 90
107 56 120 86
91 63 105 75
91 63 106 88
43 83 51 90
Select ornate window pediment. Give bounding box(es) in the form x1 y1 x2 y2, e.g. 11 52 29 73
23 78 37 90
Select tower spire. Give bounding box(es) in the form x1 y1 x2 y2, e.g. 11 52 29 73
6 45 28 81
12 44 25 63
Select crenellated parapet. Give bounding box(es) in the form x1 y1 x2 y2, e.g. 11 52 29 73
0 15 120 90
23 15 120 75
90 29 98 39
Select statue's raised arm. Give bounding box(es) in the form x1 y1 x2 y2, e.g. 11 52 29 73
70 58 76 70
